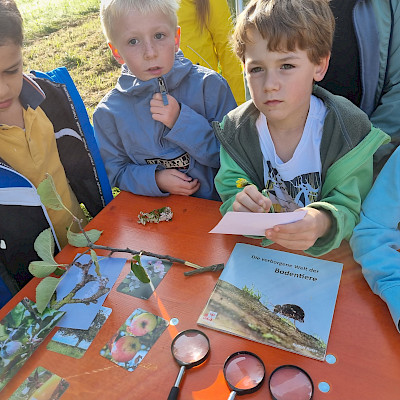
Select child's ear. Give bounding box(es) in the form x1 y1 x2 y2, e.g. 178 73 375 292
175 26 181 52
108 43 124 65
314 54 330 82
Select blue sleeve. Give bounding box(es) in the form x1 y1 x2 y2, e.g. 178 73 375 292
93 106 168 197
165 72 237 168
350 147 400 332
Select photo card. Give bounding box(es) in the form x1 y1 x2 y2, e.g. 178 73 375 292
47 306 112 359
55 254 125 330
9 366 69 400
0 298 65 392
117 256 172 299
100 308 168 371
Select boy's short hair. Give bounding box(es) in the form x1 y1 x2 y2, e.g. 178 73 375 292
233 0 335 64
0 0 23 46
100 0 180 44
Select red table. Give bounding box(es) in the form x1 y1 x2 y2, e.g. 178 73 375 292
1 191 399 399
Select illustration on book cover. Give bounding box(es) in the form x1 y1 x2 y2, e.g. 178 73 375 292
198 243 343 361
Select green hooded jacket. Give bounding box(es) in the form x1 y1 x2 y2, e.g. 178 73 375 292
213 85 390 256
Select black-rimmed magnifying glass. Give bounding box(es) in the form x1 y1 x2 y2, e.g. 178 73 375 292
268 365 314 400
223 351 266 399
167 329 210 400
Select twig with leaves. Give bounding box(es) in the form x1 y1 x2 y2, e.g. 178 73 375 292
29 174 224 313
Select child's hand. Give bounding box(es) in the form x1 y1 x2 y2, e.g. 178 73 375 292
233 184 271 213
265 208 332 250
150 93 180 129
155 169 200 196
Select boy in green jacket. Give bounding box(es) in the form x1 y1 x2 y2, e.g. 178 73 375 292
214 0 389 257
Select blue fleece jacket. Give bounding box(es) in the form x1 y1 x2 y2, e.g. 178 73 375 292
93 51 237 200
350 146 400 332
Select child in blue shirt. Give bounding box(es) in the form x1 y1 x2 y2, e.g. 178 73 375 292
350 147 400 333
94 0 237 200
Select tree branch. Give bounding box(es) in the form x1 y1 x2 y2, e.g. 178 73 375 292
74 215 222 273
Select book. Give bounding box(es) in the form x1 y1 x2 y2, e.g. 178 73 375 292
197 243 343 361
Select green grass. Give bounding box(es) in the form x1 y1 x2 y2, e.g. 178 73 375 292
16 0 120 120
22 14 120 119
46 339 85 359
16 0 100 41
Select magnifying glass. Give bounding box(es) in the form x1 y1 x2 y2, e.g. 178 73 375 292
268 365 314 400
167 329 210 400
223 351 266 399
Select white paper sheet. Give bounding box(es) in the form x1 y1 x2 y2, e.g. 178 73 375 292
209 210 307 236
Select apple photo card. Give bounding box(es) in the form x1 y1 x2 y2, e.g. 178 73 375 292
100 308 168 371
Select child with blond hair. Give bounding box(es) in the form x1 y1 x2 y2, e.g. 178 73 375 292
94 0 237 200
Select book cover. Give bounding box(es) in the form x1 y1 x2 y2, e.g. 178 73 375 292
197 243 343 361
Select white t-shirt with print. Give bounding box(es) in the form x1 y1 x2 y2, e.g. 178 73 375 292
257 95 327 212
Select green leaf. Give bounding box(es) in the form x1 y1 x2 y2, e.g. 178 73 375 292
91 250 101 276
34 228 56 264
67 228 103 247
35 277 61 313
0 324 8 341
7 303 25 328
131 255 150 283
28 260 60 278
37 174 65 210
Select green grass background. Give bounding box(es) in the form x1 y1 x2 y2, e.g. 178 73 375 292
16 0 119 119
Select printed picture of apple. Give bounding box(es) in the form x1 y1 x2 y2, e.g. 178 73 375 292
107 332 118 352
127 312 157 336
110 336 141 363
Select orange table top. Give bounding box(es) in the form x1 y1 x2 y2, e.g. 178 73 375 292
1 191 399 400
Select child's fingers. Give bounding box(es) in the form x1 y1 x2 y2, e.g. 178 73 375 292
265 227 313 249
234 185 270 212
244 185 271 209
265 220 318 250
270 236 313 251
178 179 200 195
150 95 164 111
183 178 199 189
169 169 193 181
270 219 304 234
233 196 267 212
151 93 163 101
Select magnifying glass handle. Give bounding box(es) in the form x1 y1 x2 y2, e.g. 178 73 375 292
167 366 186 400
227 391 237 400
167 386 180 400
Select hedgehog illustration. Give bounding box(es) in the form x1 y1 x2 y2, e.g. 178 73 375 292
273 304 305 329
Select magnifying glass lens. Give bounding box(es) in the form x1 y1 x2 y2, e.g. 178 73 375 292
225 353 265 390
269 365 313 400
168 330 210 400
172 331 209 364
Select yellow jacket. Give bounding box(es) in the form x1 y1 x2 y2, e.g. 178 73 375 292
177 0 245 104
